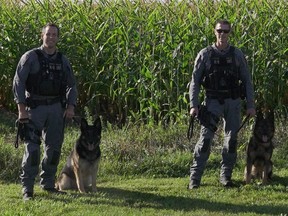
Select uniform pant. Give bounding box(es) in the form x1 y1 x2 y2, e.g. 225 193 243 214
21 102 64 194
189 98 241 182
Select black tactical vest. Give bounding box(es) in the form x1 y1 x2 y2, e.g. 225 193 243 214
202 46 240 91
26 49 65 96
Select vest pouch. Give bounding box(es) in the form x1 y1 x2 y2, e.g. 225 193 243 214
39 79 61 96
27 50 65 97
204 46 239 92
202 71 218 89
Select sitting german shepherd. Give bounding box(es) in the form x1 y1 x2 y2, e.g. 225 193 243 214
55 117 102 193
244 110 274 185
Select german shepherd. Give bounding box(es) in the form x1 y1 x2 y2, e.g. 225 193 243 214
244 110 274 185
55 117 102 193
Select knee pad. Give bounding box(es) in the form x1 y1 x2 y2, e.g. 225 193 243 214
30 150 40 166
50 150 61 166
228 139 237 153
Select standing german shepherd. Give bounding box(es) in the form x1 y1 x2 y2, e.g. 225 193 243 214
55 117 102 193
244 110 274 185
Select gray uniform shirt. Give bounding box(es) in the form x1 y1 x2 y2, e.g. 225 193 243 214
189 43 255 109
13 46 77 106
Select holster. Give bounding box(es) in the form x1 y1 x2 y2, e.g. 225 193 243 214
197 105 220 132
14 119 41 148
15 120 27 142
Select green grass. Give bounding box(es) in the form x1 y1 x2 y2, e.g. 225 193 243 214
1 172 288 216
1 106 288 216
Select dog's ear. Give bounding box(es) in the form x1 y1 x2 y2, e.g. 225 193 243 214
93 117 102 130
80 118 88 131
267 110 274 120
256 111 263 120
267 110 275 130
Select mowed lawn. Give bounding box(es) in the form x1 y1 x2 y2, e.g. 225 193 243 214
1 171 288 216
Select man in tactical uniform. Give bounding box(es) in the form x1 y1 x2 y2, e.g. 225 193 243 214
188 19 256 189
13 23 77 200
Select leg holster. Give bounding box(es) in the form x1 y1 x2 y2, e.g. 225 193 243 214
18 121 41 145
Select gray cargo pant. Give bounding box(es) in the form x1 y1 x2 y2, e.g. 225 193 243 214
21 102 64 194
189 97 241 183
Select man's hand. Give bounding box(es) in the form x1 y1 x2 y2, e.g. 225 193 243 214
190 107 199 117
64 104 75 119
17 103 29 123
246 108 256 118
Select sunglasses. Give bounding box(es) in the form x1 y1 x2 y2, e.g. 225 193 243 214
216 29 230 34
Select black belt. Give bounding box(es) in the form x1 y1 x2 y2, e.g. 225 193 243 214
206 88 241 100
206 89 232 99
27 97 61 108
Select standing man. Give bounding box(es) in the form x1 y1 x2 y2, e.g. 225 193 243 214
188 19 255 189
13 23 77 200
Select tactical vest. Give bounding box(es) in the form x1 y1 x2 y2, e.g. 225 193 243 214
202 46 240 91
26 49 65 97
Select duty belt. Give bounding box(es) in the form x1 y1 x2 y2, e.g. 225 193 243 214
206 88 241 104
27 97 61 108
206 89 232 99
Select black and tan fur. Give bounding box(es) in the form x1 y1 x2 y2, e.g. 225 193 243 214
55 117 102 193
244 110 274 185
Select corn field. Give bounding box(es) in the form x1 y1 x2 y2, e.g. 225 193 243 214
0 0 287 125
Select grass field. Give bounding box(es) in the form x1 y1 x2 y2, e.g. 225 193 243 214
1 172 288 216
1 107 288 215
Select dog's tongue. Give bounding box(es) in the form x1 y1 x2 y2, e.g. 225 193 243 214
262 135 268 142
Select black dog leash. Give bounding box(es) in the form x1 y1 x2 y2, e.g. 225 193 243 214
236 114 251 134
72 116 81 125
187 114 218 140
14 118 29 148
187 113 250 141
14 120 21 149
187 115 195 141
